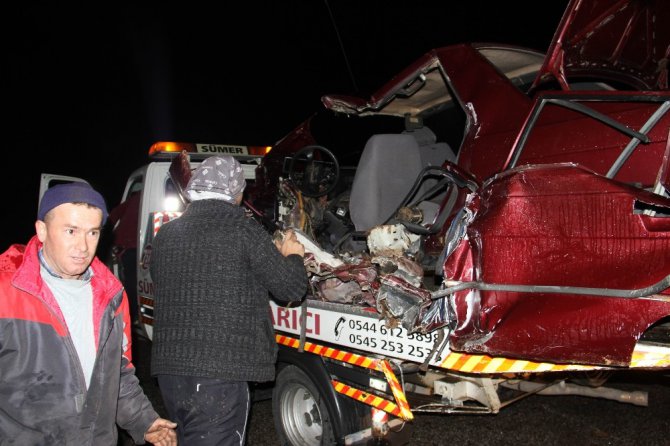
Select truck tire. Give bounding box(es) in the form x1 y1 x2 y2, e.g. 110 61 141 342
272 364 369 446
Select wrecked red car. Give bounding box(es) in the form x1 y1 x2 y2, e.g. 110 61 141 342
246 0 670 368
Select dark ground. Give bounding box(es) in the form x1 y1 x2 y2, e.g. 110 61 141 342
123 332 670 445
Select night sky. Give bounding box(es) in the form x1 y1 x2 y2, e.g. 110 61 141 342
4 1 569 251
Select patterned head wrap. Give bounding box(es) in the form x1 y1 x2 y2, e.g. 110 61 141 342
185 156 246 203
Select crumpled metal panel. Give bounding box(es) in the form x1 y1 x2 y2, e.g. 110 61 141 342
372 255 424 287
300 223 431 324
377 275 433 331
307 256 378 307
317 278 375 306
444 163 670 366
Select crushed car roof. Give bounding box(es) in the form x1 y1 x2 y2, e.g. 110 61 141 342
322 0 669 118
534 0 670 91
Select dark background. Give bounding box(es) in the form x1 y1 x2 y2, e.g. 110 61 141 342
3 1 569 252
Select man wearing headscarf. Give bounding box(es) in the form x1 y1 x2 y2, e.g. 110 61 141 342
149 155 307 445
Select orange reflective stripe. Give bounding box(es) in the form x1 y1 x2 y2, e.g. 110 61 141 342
276 334 378 370
332 380 403 418
277 334 412 419
438 343 670 373
378 360 413 421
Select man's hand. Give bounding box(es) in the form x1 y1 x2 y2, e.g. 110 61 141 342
275 229 305 258
144 417 178 445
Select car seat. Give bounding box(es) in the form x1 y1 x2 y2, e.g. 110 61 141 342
349 134 424 232
404 126 456 167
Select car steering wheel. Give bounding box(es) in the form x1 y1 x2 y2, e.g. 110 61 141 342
287 145 340 197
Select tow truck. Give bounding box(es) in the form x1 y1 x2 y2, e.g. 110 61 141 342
40 137 670 445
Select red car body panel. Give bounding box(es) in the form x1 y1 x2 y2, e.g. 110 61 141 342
445 164 670 365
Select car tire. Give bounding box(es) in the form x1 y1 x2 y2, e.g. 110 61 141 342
272 364 369 446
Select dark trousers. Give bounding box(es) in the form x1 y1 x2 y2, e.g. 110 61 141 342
157 375 250 446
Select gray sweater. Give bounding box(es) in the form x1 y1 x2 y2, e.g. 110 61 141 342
150 199 307 382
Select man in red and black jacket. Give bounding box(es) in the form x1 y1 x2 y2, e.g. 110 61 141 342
0 182 177 445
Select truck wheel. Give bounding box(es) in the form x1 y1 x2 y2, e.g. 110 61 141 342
273 365 336 445
273 364 369 446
